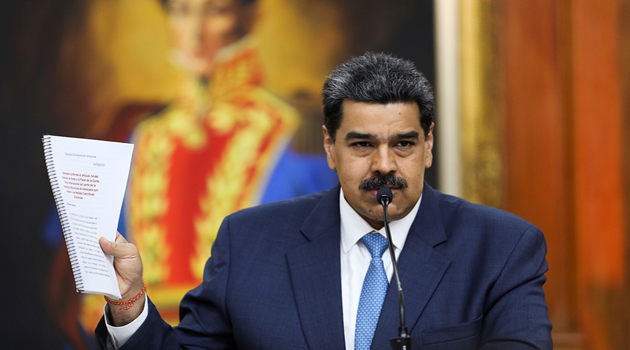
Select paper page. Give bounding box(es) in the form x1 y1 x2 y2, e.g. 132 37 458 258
45 135 133 299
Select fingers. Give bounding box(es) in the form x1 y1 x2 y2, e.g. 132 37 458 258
98 232 144 302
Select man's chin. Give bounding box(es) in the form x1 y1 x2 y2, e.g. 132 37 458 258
382 203 411 221
359 212 386 230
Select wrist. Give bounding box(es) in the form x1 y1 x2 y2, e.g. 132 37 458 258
105 283 147 326
106 283 146 311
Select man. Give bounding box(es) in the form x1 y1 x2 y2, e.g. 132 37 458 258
96 52 552 349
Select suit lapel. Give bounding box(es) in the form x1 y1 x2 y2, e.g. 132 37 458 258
287 185 346 350
372 184 451 347
286 184 451 349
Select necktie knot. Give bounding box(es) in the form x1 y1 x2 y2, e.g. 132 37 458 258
360 232 389 258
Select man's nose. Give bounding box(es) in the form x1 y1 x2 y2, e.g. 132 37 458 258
371 145 397 174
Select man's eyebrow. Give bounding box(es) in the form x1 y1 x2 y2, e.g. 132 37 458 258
392 131 420 140
345 131 376 141
344 131 420 142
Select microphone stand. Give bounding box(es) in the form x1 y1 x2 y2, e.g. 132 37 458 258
378 187 411 350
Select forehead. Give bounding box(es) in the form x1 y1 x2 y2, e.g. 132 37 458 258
339 100 422 136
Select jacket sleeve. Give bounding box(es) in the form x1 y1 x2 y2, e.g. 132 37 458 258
95 216 235 350
479 226 553 349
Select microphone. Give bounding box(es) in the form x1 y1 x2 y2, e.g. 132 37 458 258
377 186 392 206
376 186 411 350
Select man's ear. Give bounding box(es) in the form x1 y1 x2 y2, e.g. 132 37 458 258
322 126 336 171
424 122 434 168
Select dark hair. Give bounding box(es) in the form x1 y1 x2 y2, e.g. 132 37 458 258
322 52 434 142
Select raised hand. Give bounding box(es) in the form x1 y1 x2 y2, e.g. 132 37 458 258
99 232 145 326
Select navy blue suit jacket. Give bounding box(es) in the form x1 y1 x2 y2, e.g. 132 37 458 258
96 184 552 349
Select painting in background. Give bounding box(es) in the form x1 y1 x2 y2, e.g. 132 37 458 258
0 0 434 348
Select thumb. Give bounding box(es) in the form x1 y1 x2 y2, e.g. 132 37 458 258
99 235 139 260
99 236 117 255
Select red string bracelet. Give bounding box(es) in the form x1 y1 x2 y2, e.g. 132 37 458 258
105 283 146 311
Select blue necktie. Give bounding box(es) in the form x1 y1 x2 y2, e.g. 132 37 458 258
355 232 389 350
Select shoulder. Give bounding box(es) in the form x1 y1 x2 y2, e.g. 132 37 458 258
438 191 533 228
430 189 543 245
425 188 548 290
227 189 331 229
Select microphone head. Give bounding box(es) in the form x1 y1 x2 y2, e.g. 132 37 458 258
377 186 393 206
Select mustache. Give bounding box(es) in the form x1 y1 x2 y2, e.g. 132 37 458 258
358 174 408 191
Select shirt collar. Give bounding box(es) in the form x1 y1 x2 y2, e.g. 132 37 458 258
339 187 422 254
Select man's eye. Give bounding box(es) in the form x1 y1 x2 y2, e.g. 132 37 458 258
397 141 414 148
352 142 371 148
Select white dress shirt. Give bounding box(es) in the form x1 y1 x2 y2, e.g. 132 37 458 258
339 188 421 350
104 294 148 348
106 189 422 349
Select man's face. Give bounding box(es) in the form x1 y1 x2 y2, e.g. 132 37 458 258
167 0 255 77
323 100 434 229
